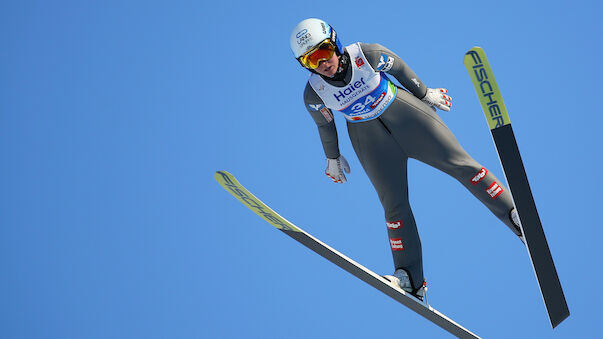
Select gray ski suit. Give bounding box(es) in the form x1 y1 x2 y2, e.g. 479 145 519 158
303 42 520 290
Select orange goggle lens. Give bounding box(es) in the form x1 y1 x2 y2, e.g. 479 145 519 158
299 41 336 69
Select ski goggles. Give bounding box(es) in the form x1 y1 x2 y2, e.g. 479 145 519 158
298 39 336 69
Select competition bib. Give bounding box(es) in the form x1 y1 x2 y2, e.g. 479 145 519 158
309 43 397 123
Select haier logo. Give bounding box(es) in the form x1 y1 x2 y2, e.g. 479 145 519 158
333 78 367 102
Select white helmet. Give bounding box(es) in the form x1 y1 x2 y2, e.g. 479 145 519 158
289 18 343 61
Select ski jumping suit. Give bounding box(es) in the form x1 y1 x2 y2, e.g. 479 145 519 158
303 43 521 290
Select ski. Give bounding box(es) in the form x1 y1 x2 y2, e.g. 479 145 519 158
215 170 481 339
463 46 570 328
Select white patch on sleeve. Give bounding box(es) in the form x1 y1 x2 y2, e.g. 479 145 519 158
376 54 394 72
308 103 324 111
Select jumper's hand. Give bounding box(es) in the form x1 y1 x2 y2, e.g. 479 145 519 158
325 155 350 183
422 88 452 112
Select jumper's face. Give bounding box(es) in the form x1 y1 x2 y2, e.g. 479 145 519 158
314 53 339 78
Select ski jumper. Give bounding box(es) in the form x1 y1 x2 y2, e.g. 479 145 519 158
303 43 521 290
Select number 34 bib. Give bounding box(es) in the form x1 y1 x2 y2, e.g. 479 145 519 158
309 43 397 123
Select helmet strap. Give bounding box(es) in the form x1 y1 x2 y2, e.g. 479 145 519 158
330 50 350 81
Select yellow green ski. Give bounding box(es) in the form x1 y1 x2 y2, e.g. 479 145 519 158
215 170 481 339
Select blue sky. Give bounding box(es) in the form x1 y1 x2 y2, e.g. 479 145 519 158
1 1 602 338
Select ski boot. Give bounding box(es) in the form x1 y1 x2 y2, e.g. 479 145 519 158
510 208 526 244
384 268 427 302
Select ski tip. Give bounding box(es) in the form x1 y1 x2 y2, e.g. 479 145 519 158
465 46 484 57
214 170 235 184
